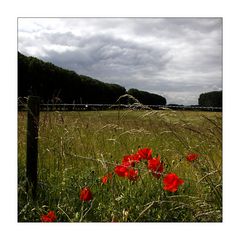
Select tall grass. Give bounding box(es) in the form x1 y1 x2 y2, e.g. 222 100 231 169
18 109 222 222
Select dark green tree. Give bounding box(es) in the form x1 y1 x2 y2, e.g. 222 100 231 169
18 52 126 104
198 91 222 107
18 52 167 106
128 88 166 105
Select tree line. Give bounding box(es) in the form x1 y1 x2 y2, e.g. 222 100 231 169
18 52 221 108
198 91 222 107
18 52 167 105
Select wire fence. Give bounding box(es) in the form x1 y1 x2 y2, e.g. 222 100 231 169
18 103 222 112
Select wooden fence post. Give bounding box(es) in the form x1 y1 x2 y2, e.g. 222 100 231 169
26 96 40 199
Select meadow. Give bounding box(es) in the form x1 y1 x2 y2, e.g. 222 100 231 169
18 108 222 222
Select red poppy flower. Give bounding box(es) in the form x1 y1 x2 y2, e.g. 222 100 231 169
114 165 128 177
122 153 141 167
122 155 135 167
41 210 57 222
137 148 153 160
131 153 141 162
41 215 52 222
148 156 164 178
125 168 139 181
101 173 112 184
163 173 184 192
80 187 93 202
186 153 199 162
47 211 57 221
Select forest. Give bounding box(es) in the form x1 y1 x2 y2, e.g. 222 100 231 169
198 91 222 107
18 52 222 107
18 52 167 105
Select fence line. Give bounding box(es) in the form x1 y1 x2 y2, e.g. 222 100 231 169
18 103 222 112
26 96 40 199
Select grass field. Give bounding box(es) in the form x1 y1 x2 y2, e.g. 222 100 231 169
18 109 222 222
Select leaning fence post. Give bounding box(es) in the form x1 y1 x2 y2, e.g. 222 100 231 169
26 96 40 199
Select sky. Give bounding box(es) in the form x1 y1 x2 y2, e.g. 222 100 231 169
18 18 222 105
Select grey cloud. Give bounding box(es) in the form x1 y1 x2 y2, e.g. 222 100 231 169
130 18 221 42
18 18 222 105
41 32 171 80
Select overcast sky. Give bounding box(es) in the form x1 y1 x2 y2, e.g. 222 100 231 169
18 18 222 105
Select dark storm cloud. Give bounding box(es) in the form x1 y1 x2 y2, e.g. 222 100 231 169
39 32 171 83
18 18 222 105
